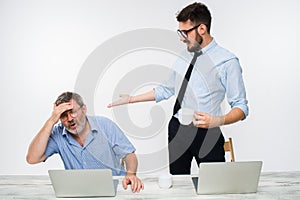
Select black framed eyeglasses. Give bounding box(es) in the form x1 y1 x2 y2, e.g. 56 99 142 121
177 24 201 39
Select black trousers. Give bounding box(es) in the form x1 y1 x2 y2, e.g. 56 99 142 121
168 116 225 175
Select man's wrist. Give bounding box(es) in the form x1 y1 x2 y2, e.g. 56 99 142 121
128 96 134 104
47 117 57 127
214 115 225 127
218 115 225 126
126 171 136 176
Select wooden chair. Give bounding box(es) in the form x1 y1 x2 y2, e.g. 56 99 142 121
224 137 235 162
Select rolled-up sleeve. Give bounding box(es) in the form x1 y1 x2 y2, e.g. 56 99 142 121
154 70 176 103
225 58 249 119
44 126 60 159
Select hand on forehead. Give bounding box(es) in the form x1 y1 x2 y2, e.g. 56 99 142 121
69 99 74 106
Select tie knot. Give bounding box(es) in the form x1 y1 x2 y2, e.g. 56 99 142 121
194 51 202 57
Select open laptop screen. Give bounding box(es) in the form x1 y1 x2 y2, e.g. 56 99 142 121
48 169 118 197
192 161 263 195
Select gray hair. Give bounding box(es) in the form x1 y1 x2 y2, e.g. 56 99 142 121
55 92 84 107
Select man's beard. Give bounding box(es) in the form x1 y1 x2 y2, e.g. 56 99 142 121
66 115 87 135
187 34 203 52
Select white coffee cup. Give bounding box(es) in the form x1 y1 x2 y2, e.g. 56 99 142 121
178 108 194 125
158 173 172 189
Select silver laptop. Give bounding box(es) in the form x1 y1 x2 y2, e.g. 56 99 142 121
48 169 118 198
192 161 262 195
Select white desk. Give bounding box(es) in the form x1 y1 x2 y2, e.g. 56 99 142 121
1 172 300 199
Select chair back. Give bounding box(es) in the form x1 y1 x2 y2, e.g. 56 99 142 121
224 137 235 162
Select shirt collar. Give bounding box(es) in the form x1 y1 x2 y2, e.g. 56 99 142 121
86 116 99 133
201 38 217 54
62 125 68 136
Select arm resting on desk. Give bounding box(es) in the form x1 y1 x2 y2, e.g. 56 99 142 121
122 153 144 193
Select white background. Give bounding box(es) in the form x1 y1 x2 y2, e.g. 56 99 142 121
1 0 299 175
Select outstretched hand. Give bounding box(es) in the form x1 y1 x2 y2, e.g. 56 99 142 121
122 174 144 193
107 94 131 108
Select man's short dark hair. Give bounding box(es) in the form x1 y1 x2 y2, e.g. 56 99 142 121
55 92 84 107
176 2 212 33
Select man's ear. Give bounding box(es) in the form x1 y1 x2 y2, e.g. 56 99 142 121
82 104 87 114
198 24 207 35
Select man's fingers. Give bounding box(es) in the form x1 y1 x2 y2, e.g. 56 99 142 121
130 177 142 193
123 176 144 193
107 101 121 108
122 178 128 190
128 177 137 192
131 179 136 192
107 94 130 108
135 181 144 193
53 102 73 116
55 102 72 110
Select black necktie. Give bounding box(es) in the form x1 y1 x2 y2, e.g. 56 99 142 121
173 51 202 116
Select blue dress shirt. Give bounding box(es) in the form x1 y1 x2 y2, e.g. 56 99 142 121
45 116 136 176
155 39 248 118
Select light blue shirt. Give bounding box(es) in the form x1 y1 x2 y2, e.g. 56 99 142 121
155 39 248 118
45 116 136 176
